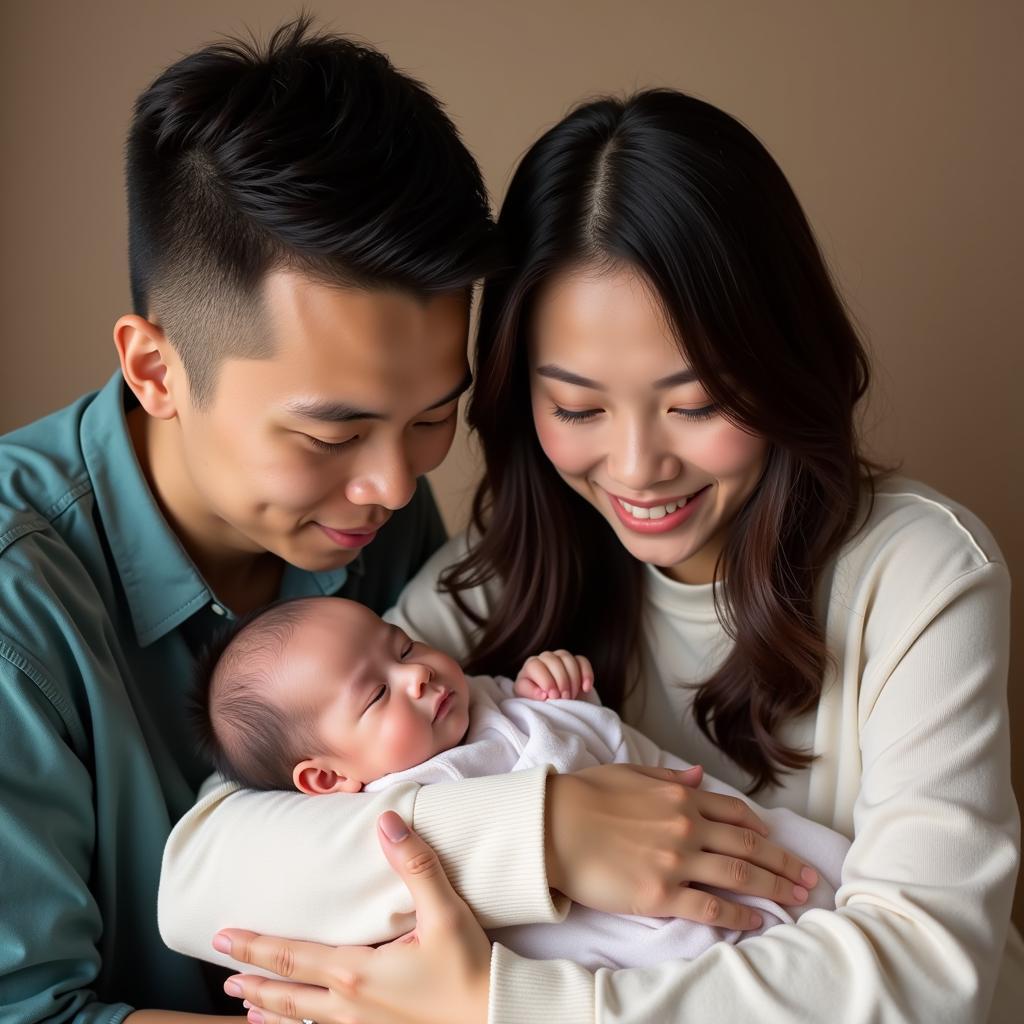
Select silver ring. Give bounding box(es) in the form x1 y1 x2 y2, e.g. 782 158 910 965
302 1019 316 1024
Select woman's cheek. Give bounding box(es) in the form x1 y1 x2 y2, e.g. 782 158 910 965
689 420 767 479
533 415 594 478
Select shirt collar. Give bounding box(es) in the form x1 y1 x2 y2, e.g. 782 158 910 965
80 372 349 646
80 373 208 646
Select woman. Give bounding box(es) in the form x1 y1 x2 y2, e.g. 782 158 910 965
164 90 1021 1021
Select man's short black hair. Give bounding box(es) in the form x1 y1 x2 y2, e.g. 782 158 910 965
191 597 324 791
127 15 498 404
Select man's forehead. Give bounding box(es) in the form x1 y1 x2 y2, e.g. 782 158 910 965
261 268 470 350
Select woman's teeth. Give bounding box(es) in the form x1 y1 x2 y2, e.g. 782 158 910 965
617 496 688 520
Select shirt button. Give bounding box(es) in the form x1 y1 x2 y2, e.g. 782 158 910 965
210 603 226 616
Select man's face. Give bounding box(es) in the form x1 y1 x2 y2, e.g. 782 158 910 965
170 270 469 571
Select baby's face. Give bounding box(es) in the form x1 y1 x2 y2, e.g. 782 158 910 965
281 598 470 792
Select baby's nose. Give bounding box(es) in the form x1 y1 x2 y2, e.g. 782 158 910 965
405 663 434 697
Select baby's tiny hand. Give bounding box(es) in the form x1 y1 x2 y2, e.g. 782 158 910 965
514 651 594 701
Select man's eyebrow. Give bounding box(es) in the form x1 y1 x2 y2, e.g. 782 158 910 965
536 364 697 390
285 371 472 424
423 371 473 411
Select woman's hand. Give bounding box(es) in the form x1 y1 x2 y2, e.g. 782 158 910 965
216 812 491 1024
546 764 819 931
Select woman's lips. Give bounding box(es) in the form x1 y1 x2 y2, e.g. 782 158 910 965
606 484 711 534
316 523 380 550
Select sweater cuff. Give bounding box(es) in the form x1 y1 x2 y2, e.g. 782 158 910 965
488 943 595 1024
412 766 568 929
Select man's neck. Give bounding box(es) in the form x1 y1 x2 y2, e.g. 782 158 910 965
126 407 283 613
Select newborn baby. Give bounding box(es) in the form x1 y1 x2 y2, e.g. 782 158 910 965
168 595 849 974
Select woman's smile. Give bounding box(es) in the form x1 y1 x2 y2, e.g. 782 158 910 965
602 483 711 533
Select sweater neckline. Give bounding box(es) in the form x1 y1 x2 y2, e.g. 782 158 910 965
643 562 722 622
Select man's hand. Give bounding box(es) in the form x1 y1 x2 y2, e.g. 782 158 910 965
513 650 594 700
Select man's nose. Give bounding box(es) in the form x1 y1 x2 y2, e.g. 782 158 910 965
346 441 417 511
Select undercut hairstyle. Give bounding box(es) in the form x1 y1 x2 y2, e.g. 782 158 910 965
192 598 326 791
127 15 498 405
441 89 884 794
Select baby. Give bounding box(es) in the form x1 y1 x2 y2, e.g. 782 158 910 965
169 595 849 973
192 593 594 795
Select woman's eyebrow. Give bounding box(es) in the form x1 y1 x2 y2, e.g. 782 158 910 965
536 364 697 389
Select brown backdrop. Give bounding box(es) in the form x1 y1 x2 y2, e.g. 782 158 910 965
2 1 1021 924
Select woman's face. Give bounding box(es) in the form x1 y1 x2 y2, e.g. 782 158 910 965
529 264 768 584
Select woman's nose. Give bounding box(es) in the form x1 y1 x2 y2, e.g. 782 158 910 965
607 420 681 491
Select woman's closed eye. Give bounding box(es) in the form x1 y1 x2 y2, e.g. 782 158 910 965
551 403 719 424
670 403 718 421
551 404 601 424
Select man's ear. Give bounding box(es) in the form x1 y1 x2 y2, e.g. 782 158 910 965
112 313 185 420
293 759 364 796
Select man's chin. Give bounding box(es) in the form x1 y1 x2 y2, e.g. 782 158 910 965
264 538 360 573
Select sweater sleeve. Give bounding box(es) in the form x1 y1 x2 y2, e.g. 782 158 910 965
489 560 1019 1023
158 767 560 973
384 531 494 660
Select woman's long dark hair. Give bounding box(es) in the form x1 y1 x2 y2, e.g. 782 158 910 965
442 90 875 793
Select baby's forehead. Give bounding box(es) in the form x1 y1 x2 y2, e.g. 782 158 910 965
280 597 392 674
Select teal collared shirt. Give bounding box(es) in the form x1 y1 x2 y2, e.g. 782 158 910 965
0 373 446 1024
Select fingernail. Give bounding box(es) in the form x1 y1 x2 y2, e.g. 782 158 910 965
801 866 818 886
224 981 242 997
243 1001 251 1009
749 912 763 928
213 932 232 954
248 1011 264 1024
793 885 809 902
379 811 410 843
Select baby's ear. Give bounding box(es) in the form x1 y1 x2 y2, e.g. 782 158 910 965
293 760 363 796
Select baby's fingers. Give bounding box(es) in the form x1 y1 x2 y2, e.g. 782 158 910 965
538 651 573 698
576 654 594 694
517 658 561 699
515 678 550 700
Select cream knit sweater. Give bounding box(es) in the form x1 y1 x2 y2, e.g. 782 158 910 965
158 478 1022 1022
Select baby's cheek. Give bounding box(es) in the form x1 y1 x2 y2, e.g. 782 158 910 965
379 713 437 773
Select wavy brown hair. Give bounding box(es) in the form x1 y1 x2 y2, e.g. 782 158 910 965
442 90 876 793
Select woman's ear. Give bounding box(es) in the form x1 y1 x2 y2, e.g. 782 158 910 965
293 759 364 796
112 313 183 420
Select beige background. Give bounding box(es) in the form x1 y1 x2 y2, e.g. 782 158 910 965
2 1 1021 924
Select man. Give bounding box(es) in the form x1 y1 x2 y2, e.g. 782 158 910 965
0 18 498 1022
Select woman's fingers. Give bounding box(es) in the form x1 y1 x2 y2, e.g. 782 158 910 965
214 930 366 989
689 786 770 836
702 820 819 891
223 972 334 1024
684 850 810 905
376 811 475 938
662 886 765 931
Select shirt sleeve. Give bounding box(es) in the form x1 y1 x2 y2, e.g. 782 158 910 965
488 561 1019 1023
0 654 134 1024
